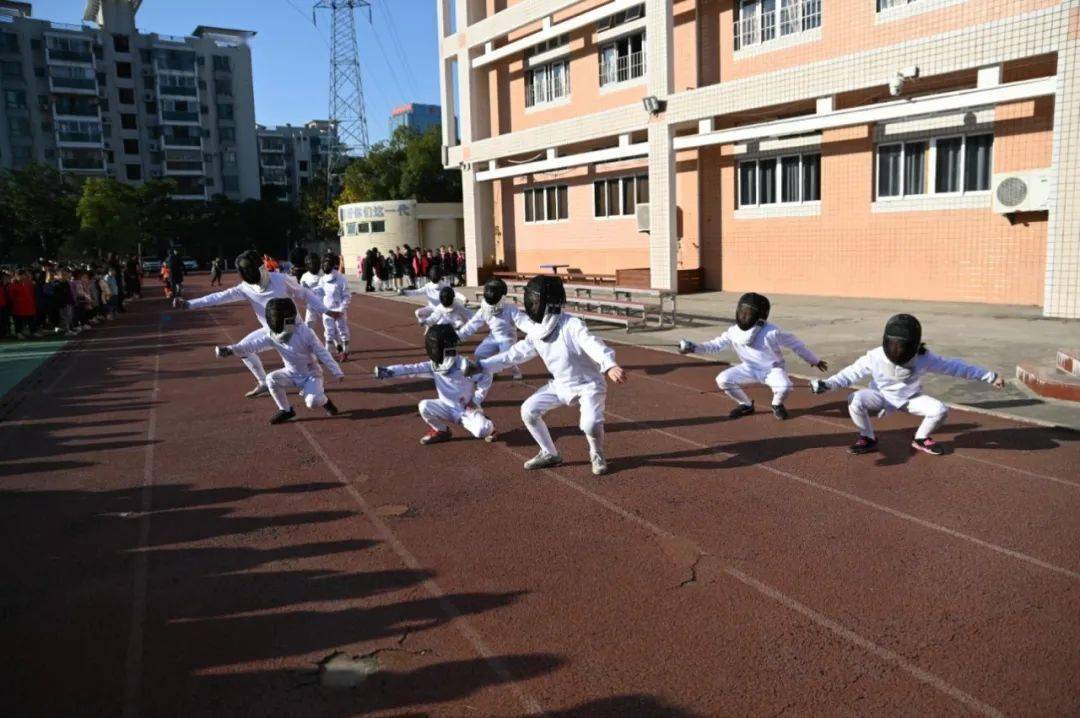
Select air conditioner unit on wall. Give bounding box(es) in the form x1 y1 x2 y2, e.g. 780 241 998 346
635 203 650 233
992 170 1051 214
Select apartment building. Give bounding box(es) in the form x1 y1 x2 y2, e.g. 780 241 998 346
256 120 337 203
438 0 1080 318
0 0 260 200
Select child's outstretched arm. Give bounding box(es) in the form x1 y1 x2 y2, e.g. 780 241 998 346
775 330 828 371
923 351 1004 388
374 361 434 379
456 308 485 341
480 338 536 374
811 353 873 393
181 283 244 310
679 330 732 355
215 331 272 359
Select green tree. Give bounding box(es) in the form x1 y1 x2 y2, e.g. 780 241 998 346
0 163 80 259
74 177 140 256
338 125 460 206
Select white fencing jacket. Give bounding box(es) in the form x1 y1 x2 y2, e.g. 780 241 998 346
695 322 820 373
300 271 322 291
481 313 616 397
188 272 326 330
422 302 473 329
385 356 493 407
402 280 467 308
318 270 352 313
229 324 343 380
823 347 996 408
457 301 532 344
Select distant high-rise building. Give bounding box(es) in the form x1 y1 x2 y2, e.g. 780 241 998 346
388 102 440 136
256 119 341 203
0 0 260 200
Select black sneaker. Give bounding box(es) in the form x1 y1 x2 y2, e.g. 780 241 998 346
848 436 878 454
323 398 339 416
771 403 789 420
269 408 296 425
728 402 755 419
912 437 945 456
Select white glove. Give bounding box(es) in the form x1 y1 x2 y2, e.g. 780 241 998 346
809 379 828 394
677 339 695 355
215 345 233 358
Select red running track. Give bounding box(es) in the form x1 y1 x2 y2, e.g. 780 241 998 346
1 275 1078 717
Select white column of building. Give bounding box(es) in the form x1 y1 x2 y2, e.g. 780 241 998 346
646 0 677 291
1044 24 1080 318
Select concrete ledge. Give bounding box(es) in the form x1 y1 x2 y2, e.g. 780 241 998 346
1057 349 1080 378
1016 361 1080 403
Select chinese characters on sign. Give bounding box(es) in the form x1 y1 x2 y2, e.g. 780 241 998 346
340 203 413 221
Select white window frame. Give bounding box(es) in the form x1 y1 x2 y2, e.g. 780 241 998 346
734 0 821 52
523 184 569 224
525 59 570 109
598 30 646 88
875 132 992 202
737 152 821 209
593 175 647 219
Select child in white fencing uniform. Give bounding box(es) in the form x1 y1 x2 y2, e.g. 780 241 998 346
374 324 496 444
456 277 530 381
478 275 627 476
811 314 1004 455
400 265 466 325
678 292 827 420
177 250 328 398
215 298 344 425
421 286 473 330
299 253 323 330
318 252 352 361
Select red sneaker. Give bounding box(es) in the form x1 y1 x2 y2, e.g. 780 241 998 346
848 436 878 455
419 428 452 445
912 437 945 455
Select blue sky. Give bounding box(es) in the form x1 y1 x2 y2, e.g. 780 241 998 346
44 0 442 145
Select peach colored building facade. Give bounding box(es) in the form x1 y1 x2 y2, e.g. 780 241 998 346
437 0 1080 317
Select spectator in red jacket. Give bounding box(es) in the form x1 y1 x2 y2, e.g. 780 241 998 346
0 271 9 340
9 270 39 339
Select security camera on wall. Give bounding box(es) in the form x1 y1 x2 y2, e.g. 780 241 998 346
889 66 920 97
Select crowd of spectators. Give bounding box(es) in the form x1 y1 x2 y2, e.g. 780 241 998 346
0 254 142 341
358 245 466 292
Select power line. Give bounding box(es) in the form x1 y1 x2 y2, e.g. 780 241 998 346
281 0 331 48
368 21 408 101
376 1 419 94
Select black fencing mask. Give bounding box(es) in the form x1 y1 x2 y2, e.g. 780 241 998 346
322 252 339 275
426 265 443 284
306 254 320 274
883 314 922 366
425 324 458 372
439 286 455 309
735 292 770 331
236 250 263 285
483 278 507 306
265 298 298 342
523 275 566 323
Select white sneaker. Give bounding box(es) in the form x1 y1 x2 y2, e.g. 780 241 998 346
523 451 562 470
590 453 608 476
245 384 270 399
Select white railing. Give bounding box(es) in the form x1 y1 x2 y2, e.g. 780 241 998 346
599 50 645 87
735 0 820 50
877 0 910 10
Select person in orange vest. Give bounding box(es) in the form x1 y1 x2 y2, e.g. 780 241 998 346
160 265 173 299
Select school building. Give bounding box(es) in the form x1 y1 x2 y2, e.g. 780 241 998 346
435 0 1080 318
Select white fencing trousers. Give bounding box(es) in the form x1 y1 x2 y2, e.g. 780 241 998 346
322 311 350 345
267 369 328 411
304 307 323 330
847 389 948 440
475 336 521 377
716 364 793 406
238 327 267 385
418 399 494 439
520 382 607 457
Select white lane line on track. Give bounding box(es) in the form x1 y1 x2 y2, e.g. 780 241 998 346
339 302 1007 717
123 322 162 718
355 296 1080 580
202 309 548 717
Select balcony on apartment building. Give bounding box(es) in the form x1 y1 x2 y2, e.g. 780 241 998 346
155 49 197 73
260 153 286 169
52 95 99 117
59 147 105 172
162 130 202 148
163 149 204 175
45 36 94 65
161 99 199 124
259 139 286 153
49 65 97 94
158 73 198 98
57 119 103 147
261 168 288 185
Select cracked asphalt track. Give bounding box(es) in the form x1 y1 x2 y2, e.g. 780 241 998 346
1 275 1078 717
